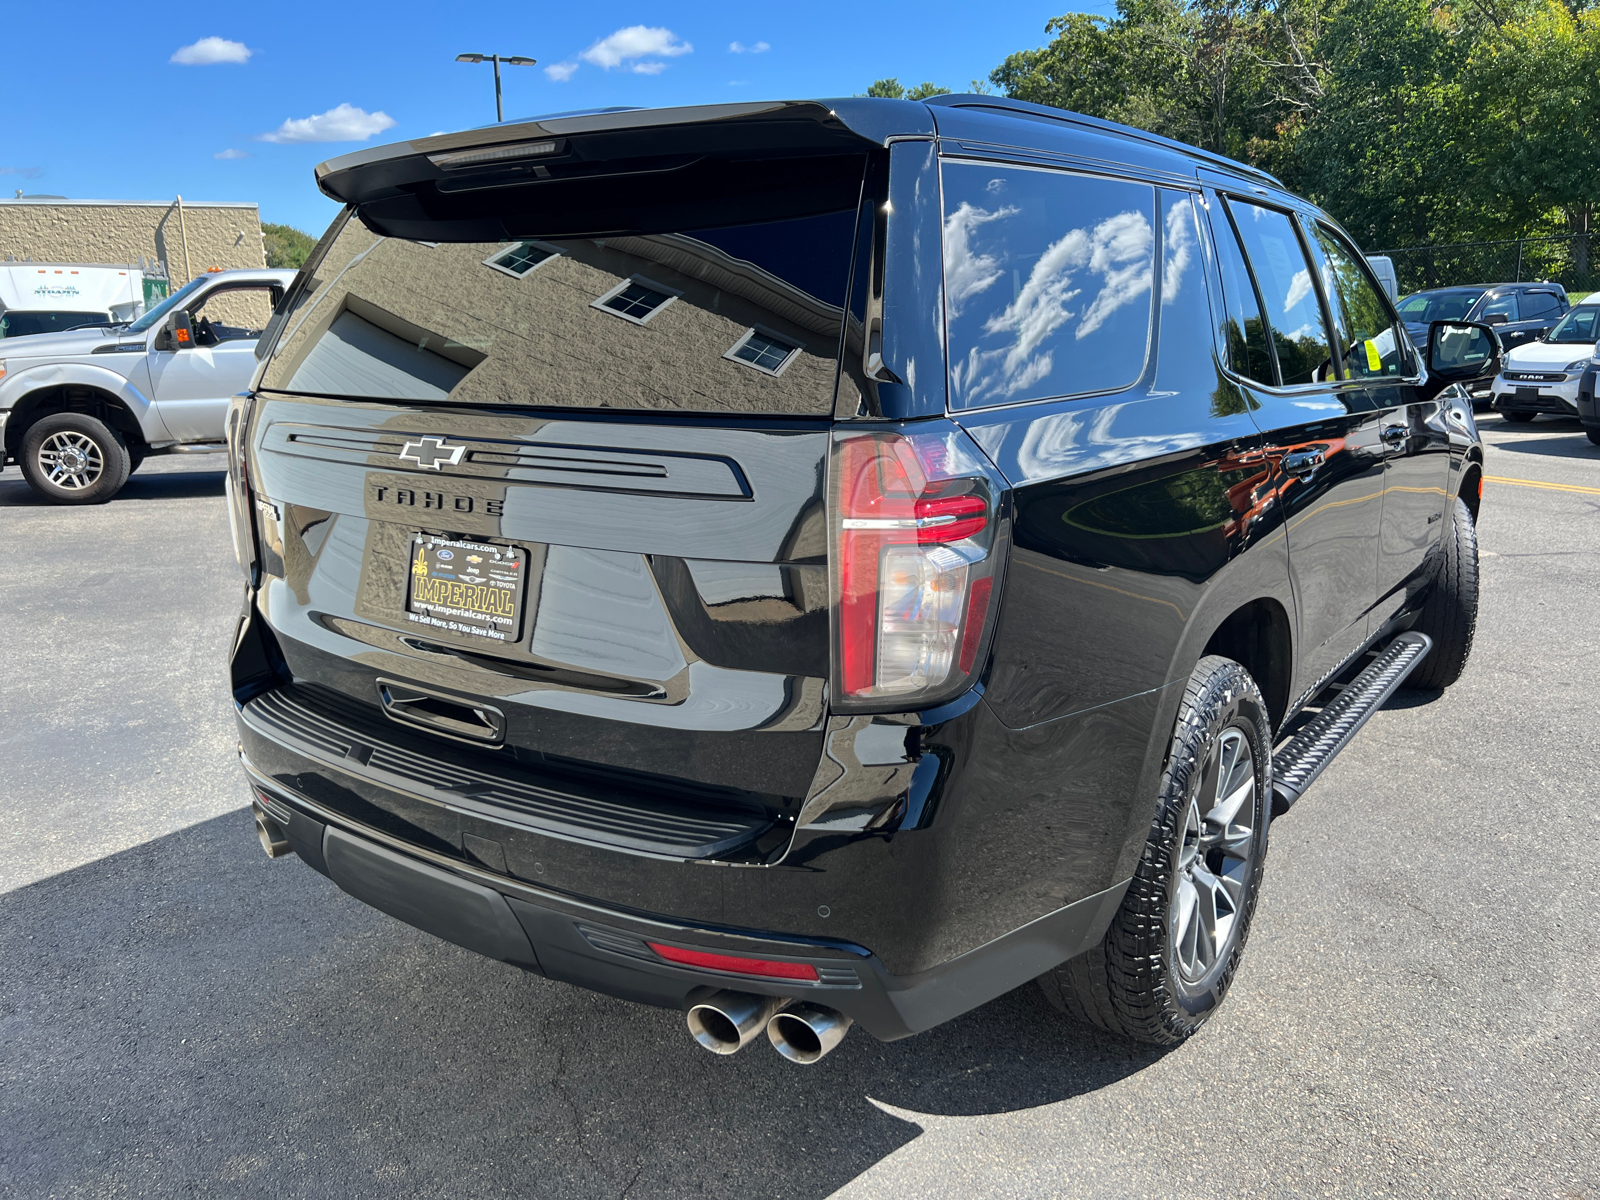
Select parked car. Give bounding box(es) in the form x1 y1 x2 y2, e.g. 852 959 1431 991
228 96 1495 1060
0 267 294 502
1489 296 1600 423
1398 282 1567 405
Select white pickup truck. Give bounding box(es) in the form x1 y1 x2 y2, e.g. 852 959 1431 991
0 267 294 503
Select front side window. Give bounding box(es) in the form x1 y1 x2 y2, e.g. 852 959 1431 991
1227 200 1335 386
1308 226 1407 380
1477 292 1520 322
942 161 1155 409
1211 208 1276 386
1545 305 1600 343
1397 291 1482 323
190 285 279 343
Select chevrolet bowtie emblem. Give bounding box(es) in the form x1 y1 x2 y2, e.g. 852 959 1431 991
398 437 466 471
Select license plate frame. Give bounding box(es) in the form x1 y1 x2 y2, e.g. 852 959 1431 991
404 534 529 644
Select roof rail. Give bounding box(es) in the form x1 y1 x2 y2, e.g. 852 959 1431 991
922 94 1283 188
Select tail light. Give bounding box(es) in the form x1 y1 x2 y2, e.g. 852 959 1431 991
830 424 1007 710
225 392 259 583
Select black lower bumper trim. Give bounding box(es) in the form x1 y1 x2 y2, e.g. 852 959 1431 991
250 769 1128 1040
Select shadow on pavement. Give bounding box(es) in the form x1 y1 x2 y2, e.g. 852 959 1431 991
1480 417 1600 460
0 467 226 506
2 811 1163 1199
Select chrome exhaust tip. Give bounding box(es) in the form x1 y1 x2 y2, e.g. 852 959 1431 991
686 990 788 1055
766 1003 852 1064
256 815 292 859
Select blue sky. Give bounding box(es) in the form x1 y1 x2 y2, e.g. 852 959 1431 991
4 1 1115 237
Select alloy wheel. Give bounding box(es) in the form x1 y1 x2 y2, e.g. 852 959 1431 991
37 431 104 490
1170 725 1258 986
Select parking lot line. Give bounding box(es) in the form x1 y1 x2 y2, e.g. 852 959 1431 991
1484 475 1600 496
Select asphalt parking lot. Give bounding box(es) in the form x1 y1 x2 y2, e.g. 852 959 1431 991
2 415 1597 1199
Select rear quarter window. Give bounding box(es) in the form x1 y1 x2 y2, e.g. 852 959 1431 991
941 161 1155 409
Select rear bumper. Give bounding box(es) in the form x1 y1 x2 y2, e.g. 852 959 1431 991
245 761 1127 1040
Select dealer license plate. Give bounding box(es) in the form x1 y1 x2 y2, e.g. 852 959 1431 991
405 535 527 643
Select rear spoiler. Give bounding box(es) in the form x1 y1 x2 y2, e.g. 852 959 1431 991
314 99 935 212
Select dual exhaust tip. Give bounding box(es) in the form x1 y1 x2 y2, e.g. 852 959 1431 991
686 990 852 1064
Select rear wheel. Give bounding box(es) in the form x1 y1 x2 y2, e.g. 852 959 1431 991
1504 410 1537 424
20 412 131 505
1586 428 1600 447
1039 656 1271 1045
1405 497 1478 690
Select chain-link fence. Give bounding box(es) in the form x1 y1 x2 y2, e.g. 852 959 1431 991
1375 234 1595 299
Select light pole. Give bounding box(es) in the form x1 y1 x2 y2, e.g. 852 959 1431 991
456 53 537 123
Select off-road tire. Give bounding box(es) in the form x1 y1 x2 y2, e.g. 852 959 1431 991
1504 410 1536 424
20 412 132 505
1404 497 1478 690
1038 656 1272 1045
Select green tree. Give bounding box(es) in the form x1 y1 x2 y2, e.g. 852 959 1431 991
863 78 953 99
262 222 316 270
1463 0 1600 272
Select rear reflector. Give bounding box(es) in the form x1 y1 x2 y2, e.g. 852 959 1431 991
647 942 820 981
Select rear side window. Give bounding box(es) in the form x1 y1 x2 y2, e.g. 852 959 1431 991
942 162 1155 408
1522 292 1562 321
1227 200 1335 386
258 172 864 416
1211 208 1276 386
1307 226 1408 379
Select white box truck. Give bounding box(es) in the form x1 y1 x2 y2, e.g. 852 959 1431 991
0 262 150 338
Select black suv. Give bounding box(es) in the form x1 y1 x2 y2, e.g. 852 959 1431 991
228 97 1495 1060
1398 283 1566 403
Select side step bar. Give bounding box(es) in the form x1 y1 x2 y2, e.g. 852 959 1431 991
1271 631 1433 816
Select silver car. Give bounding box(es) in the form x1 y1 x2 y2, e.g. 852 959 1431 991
0 268 295 503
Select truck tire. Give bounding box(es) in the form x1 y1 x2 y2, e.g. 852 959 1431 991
20 412 132 505
1586 428 1600 447
1039 656 1271 1045
1404 497 1478 690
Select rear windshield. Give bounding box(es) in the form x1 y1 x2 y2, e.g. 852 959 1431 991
261 160 866 416
0 310 110 338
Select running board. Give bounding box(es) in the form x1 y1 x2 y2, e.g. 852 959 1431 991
1271 631 1432 816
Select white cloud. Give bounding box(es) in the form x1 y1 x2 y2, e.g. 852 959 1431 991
942 200 1016 319
213 148 251 160
545 61 579 82
631 61 667 75
954 208 1153 404
258 104 396 144
171 37 251 65
1284 267 1313 312
581 26 692 70
729 41 770 53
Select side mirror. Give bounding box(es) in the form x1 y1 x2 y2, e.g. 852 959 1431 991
157 310 195 351
1426 320 1502 400
1482 312 1509 326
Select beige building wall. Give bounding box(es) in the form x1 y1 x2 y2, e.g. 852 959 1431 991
0 199 266 285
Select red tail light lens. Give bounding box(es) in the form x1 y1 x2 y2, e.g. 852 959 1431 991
832 426 1005 707
646 942 820 981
